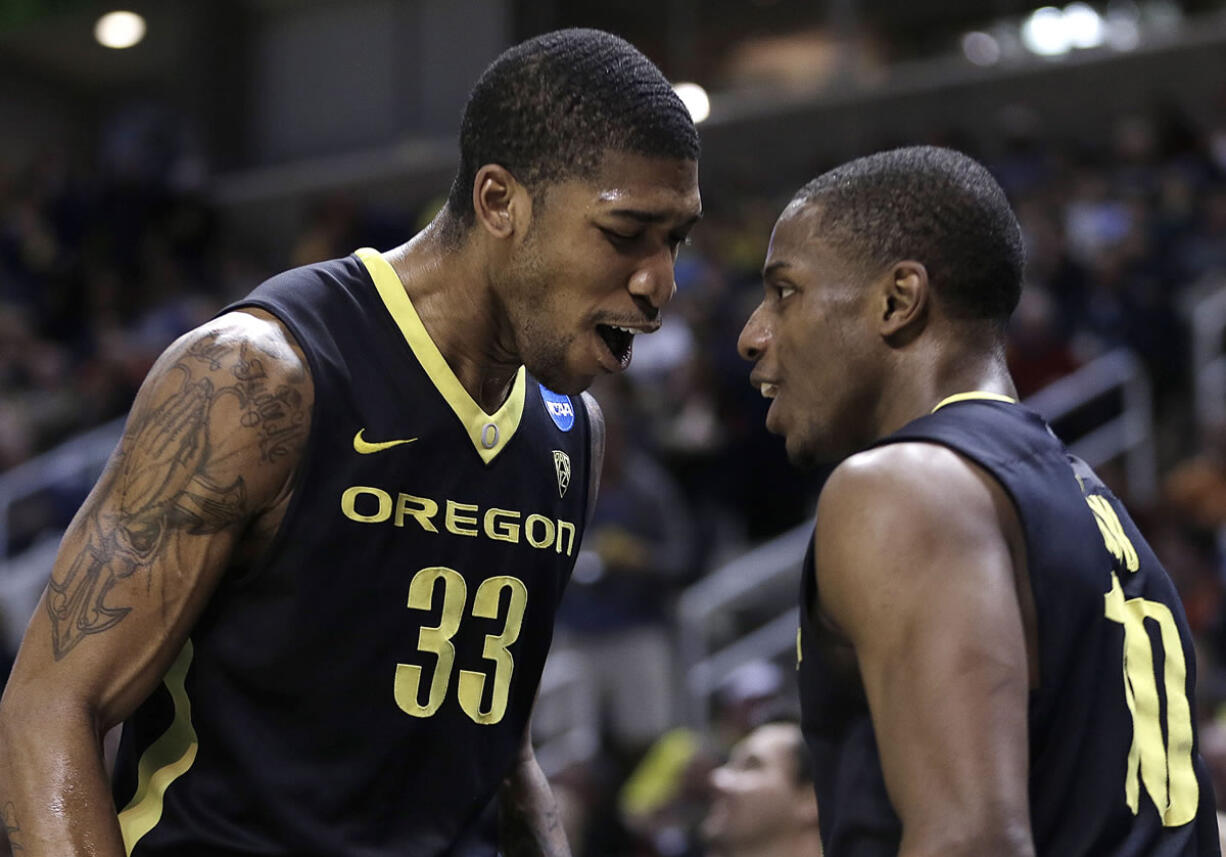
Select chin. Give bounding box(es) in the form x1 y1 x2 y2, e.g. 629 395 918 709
529 365 592 396
786 435 837 470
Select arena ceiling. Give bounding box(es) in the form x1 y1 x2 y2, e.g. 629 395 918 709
3 0 1219 95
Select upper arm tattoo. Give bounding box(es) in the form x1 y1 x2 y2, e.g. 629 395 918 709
44 333 309 660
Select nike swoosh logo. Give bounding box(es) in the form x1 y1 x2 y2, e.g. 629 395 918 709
353 429 418 454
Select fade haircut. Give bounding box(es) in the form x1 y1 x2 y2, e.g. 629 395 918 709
445 28 700 228
797 146 1024 327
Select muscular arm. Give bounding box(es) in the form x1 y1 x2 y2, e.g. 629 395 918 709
498 726 570 857
0 310 312 857
814 443 1035 857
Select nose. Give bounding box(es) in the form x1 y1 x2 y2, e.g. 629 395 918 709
738 302 770 362
628 247 677 313
709 764 734 794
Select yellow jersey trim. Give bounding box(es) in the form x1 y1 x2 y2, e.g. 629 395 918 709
118 641 198 855
355 248 526 465
931 391 1017 413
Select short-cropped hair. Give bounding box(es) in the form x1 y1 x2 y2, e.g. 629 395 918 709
446 28 700 225
798 146 1024 326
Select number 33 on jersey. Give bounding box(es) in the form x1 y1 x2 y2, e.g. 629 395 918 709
395 567 527 725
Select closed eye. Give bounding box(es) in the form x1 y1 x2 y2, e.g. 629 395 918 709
600 227 640 247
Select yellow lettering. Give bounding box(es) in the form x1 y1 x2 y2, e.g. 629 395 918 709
395 493 438 532
341 486 392 523
484 508 521 544
555 520 576 556
1104 573 1197 825
1087 495 1139 572
446 501 479 537
395 567 466 718
525 514 555 549
458 575 528 725
341 486 575 554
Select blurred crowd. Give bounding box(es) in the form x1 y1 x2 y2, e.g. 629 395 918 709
4 98 1226 855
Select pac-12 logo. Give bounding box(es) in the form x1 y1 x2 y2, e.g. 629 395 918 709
539 384 575 432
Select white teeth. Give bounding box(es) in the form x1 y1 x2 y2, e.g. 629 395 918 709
760 383 778 399
610 325 637 334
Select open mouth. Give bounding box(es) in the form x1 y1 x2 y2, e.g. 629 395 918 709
596 324 635 370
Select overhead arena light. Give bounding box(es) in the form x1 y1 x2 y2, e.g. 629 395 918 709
962 31 1003 65
1064 2 1105 48
672 82 710 124
1020 3 1108 56
95 11 146 50
1021 6 1071 55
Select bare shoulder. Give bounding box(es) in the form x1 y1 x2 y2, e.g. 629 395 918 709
815 442 1012 634
818 441 999 533
88 307 315 556
134 308 313 468
151 307 310 392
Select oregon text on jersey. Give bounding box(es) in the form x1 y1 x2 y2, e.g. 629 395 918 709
340 485 579 556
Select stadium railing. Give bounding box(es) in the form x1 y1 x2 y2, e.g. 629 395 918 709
1187 281 1226 432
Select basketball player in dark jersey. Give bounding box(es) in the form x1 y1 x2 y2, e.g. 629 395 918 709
737 146 1219 856
0 29 701 857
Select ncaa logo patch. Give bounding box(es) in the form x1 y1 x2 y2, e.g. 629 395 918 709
539 384 575 432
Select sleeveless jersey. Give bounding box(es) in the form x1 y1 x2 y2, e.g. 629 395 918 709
797 396 1219 857
111 249 591 856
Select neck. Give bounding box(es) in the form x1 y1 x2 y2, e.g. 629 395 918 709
873 333 1017 442
382 218 522 413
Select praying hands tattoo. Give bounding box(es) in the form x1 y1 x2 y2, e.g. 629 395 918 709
44 334 308 660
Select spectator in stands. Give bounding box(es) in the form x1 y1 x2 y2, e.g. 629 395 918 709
701 721 821 857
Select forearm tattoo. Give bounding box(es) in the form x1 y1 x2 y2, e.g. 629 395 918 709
3 802 23 854
45 334 308 660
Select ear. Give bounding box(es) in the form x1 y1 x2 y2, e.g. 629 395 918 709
472 164 530 241
879 260 929 341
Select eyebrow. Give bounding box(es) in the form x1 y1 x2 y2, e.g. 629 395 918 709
762 260 792 278
607 208 704 229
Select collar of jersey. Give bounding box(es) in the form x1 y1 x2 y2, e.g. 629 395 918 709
356 247 525 465
931 390 1017 413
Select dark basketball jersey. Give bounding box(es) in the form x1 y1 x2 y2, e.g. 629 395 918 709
797 394 1220 857
111 248 591 856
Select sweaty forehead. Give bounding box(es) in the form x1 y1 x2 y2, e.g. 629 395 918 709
764 203 822 270
587 152 700 213
764 201 863 282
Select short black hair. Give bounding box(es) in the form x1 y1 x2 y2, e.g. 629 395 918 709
445 28 700 225
797 146 1024 326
